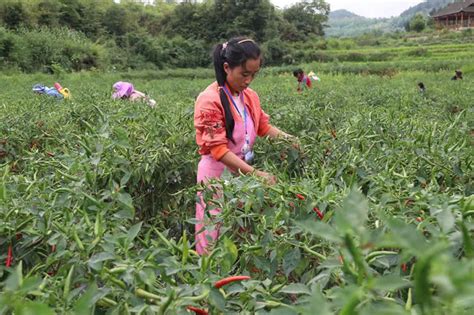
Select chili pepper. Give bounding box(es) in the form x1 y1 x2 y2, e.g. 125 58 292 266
186 306 209 315
6 244 12 267
214 275 251 288
401 263 408 272
296 194 305 200
251 267 261 273
338 255 344 264
313 207 324 220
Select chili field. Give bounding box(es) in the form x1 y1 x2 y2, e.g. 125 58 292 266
0 69 473 314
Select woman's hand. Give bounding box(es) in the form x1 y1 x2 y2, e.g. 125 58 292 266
255 170 277 185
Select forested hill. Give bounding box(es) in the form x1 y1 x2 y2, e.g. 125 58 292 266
326 0 462 37
325 10 393 38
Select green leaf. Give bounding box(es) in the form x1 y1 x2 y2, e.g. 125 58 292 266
19 276 41 293
335 189 368 234
283 247 301 276
118 192 134 210
297 288 332 315
371 275 410 292
89 252 115 266
209 287 226 311
280 283 311 295
221 237 238 273
297 221 341 243
16 302 54 315
269 308 299 315
387 219 427 254
74 283 98 315
127 222 143 243
431 206 455 234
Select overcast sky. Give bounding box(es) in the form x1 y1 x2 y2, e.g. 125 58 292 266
271 0 425 18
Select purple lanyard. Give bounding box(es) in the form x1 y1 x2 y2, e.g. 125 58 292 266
222 86 249 144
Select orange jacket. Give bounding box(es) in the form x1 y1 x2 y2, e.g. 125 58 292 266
194 82 272 160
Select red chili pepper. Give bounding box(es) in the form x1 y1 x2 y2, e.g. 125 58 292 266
214 276 251 289
186 306 209 315
313 207 324 220
6 245 13 267
251 267 261 273
338 255 344 264
296 194 305 200
401 263 407 272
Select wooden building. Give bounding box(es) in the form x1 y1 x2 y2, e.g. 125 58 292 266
432 0 474 29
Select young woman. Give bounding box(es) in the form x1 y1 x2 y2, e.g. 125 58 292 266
193 37 295 254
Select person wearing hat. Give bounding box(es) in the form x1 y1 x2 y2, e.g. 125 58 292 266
112 81 156 107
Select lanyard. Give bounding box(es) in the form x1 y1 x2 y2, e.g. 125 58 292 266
222 86 249 145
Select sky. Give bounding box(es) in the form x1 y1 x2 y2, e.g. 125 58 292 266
271 0 425 18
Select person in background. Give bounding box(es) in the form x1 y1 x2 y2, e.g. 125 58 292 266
194 37 297 255
418 82 426 93
293 69 312 92
451 70 463 80
112 81 156 107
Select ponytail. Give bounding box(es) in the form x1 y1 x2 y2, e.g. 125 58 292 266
213 44 235 143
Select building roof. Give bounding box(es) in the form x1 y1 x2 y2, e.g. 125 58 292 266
432 0 474 17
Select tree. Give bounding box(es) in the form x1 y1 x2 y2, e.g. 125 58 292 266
36 0 62 27
408 14 426 32
283 0 329 40
1 1 29 29
207 0 279 42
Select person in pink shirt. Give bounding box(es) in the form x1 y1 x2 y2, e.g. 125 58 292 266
194 37 296 255
112 81 156 107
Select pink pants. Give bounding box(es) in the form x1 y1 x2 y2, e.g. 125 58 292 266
195 111 256 255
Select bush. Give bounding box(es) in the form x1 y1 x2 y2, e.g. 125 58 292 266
262 38 291 66
1 27 106 72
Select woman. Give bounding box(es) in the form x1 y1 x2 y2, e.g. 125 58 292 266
112 81 156 107
194 37 295 254
293 68 312 92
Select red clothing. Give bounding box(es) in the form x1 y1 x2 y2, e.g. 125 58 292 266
298 75 312 89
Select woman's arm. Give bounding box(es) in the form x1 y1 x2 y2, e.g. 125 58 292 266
219 151 276 185
265 126 293 139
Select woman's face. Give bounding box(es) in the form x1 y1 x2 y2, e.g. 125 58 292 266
224 58 261 94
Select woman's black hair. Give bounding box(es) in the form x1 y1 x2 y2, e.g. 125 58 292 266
293 69 303 77
213 37 261 143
